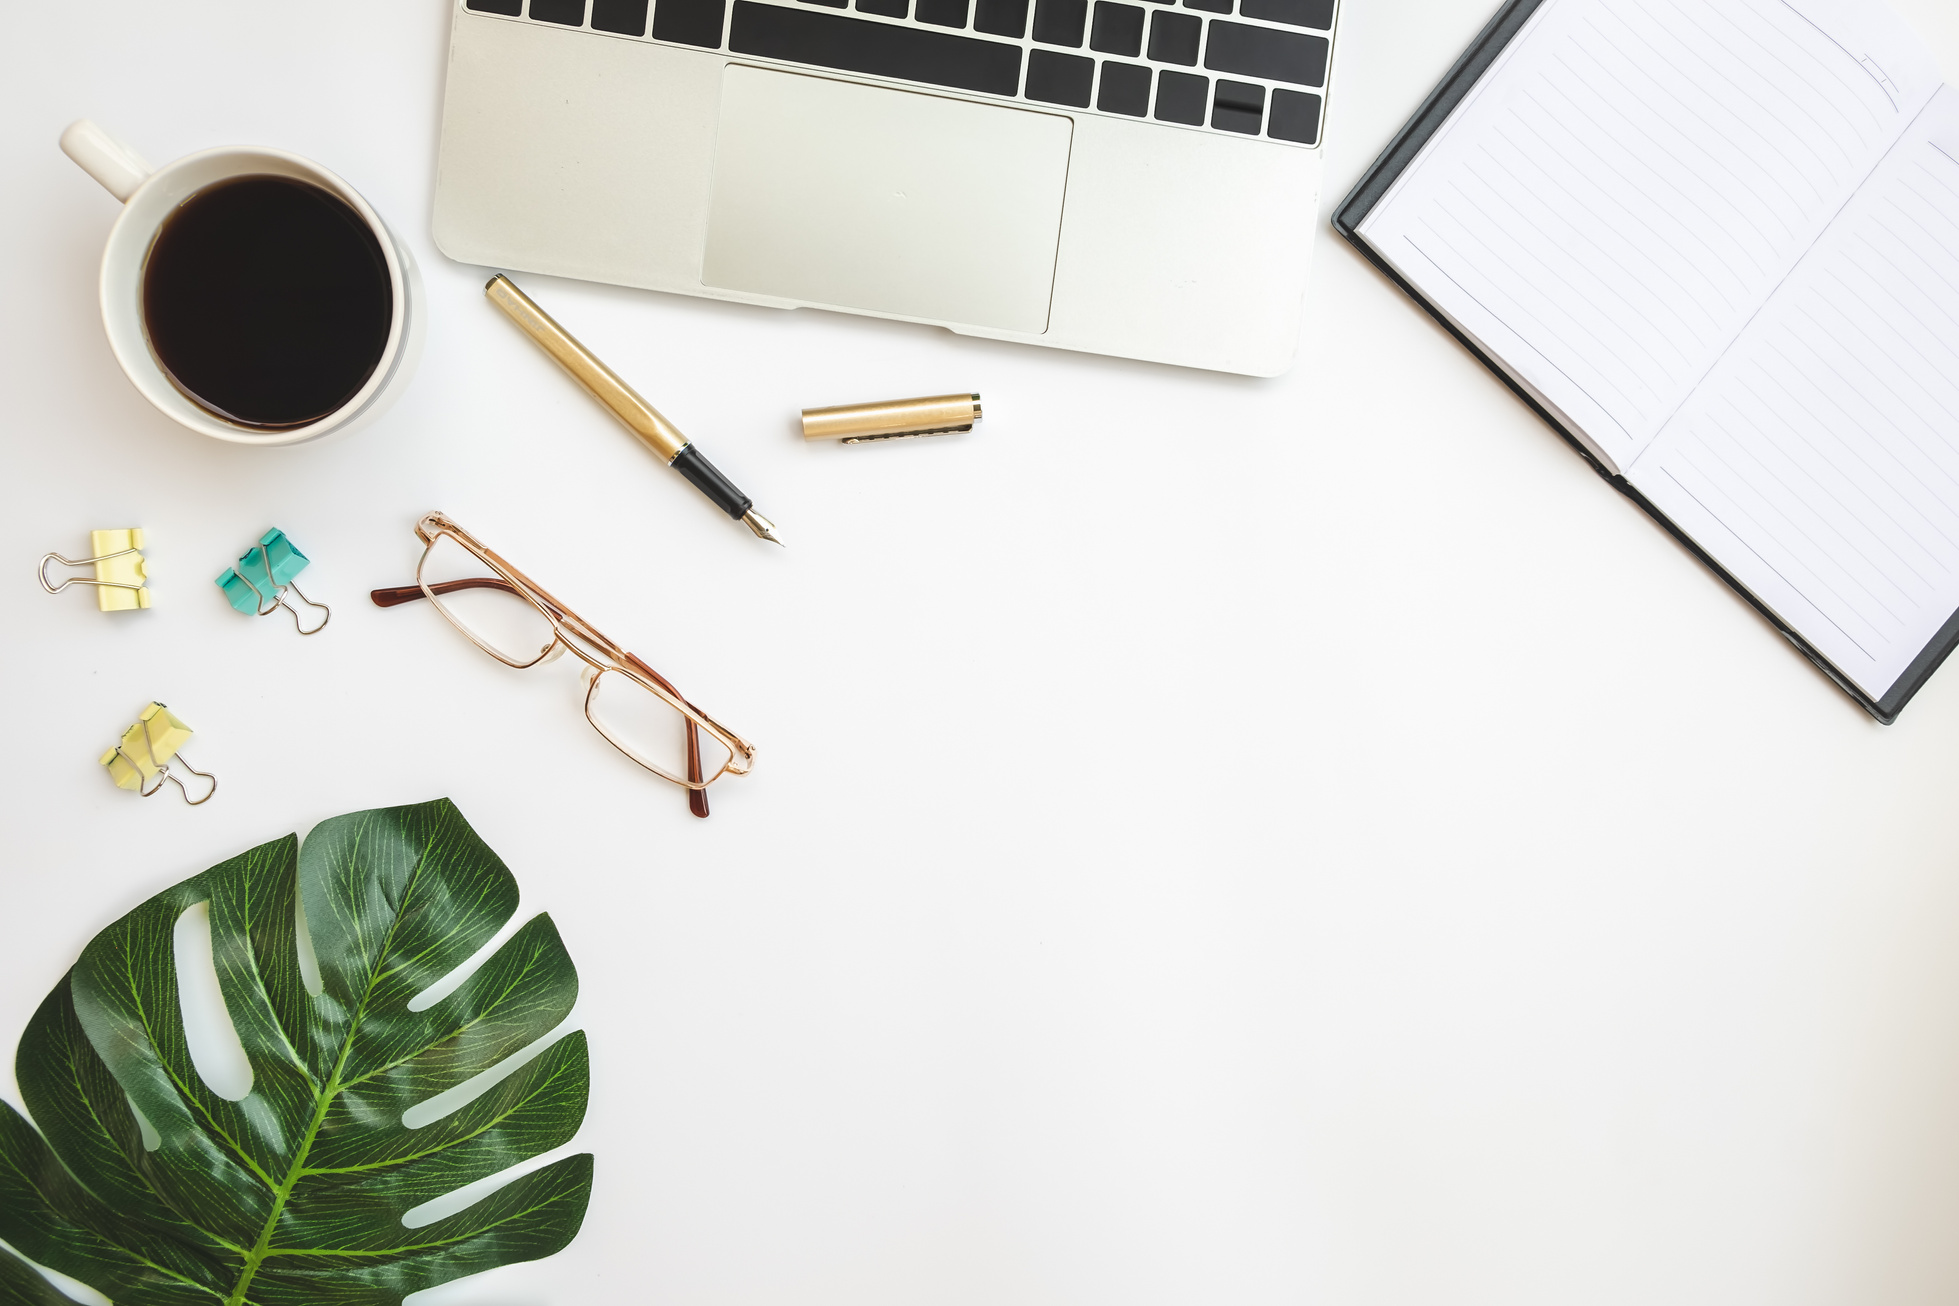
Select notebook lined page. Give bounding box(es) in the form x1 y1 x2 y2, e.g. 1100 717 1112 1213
1358 0 1939 471
1631 88 1959 699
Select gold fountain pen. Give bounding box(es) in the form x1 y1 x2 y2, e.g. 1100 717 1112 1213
485 274 782 545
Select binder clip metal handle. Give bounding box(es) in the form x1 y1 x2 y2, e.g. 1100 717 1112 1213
236 565 331 636
39 548 142 592
112 743 218 804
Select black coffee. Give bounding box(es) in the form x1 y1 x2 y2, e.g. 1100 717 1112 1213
142 175 392 430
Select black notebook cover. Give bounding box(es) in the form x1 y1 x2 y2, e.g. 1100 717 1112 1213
1331 0 1959 725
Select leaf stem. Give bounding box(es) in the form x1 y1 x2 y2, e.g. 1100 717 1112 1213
222 1049 351 1306
225 822 448 1300
225 835 435 1306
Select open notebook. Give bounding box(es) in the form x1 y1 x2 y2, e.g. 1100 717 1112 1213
1337 0 1959 722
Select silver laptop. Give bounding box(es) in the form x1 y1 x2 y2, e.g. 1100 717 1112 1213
432 0 1338 376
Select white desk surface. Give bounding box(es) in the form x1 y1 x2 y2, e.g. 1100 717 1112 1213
4 2 1959 1303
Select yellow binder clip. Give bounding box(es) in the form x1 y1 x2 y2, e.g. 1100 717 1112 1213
40 529 150 611
99 703 217 806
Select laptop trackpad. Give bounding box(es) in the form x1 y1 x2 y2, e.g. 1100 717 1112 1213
702 66 1071 334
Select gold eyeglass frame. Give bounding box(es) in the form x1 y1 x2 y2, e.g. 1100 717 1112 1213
395 512 754 798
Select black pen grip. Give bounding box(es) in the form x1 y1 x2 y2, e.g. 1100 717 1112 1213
670 444 752 520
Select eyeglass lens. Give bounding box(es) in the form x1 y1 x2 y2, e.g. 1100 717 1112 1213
586 669 733 785
420 534 558 666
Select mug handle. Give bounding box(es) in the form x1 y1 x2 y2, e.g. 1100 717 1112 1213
61 120 153 203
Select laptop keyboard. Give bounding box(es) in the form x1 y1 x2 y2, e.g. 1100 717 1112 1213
464 0 1329 146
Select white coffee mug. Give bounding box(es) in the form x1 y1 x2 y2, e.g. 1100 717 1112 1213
61 119 425 448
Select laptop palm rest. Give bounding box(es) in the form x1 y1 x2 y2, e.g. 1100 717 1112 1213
702 65 1072 334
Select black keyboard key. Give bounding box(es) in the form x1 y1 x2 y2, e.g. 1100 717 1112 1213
859 0 908 15
655 0 727 43
1239 0 1331 26
467 0 524 13
1267 87 1320 143
729 1 1022 92
1183 0 1230 11
1147 10 1199 64
1154 69 1206 123
1097 61 1150 114
801 0 849 8
592 0 650 30
1026 49 1094 105
531 0 586 19
1212 78 1261 132
1032 0 1087 45
916 0 968 24
1204 21 1326 85
1089 2 1143 55
973 0 1027 35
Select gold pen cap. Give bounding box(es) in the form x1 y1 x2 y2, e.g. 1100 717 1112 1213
801 393 981 444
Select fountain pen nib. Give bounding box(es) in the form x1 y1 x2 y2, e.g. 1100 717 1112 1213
742 510 784 546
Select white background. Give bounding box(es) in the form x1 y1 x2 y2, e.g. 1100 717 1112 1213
3 1 1959 1303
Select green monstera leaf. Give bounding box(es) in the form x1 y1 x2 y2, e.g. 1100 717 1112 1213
0 798 592 1306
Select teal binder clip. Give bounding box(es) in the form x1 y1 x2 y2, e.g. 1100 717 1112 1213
216 528 331 635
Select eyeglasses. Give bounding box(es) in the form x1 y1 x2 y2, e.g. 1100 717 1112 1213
371 512 754 818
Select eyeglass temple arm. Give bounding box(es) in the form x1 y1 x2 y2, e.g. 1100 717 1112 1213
369 578 711 818
616 649 711 817
370 580 490 608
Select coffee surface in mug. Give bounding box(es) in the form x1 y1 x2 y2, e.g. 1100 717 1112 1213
142 175 391 430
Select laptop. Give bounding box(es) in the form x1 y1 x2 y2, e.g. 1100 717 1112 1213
432 0 1339 376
